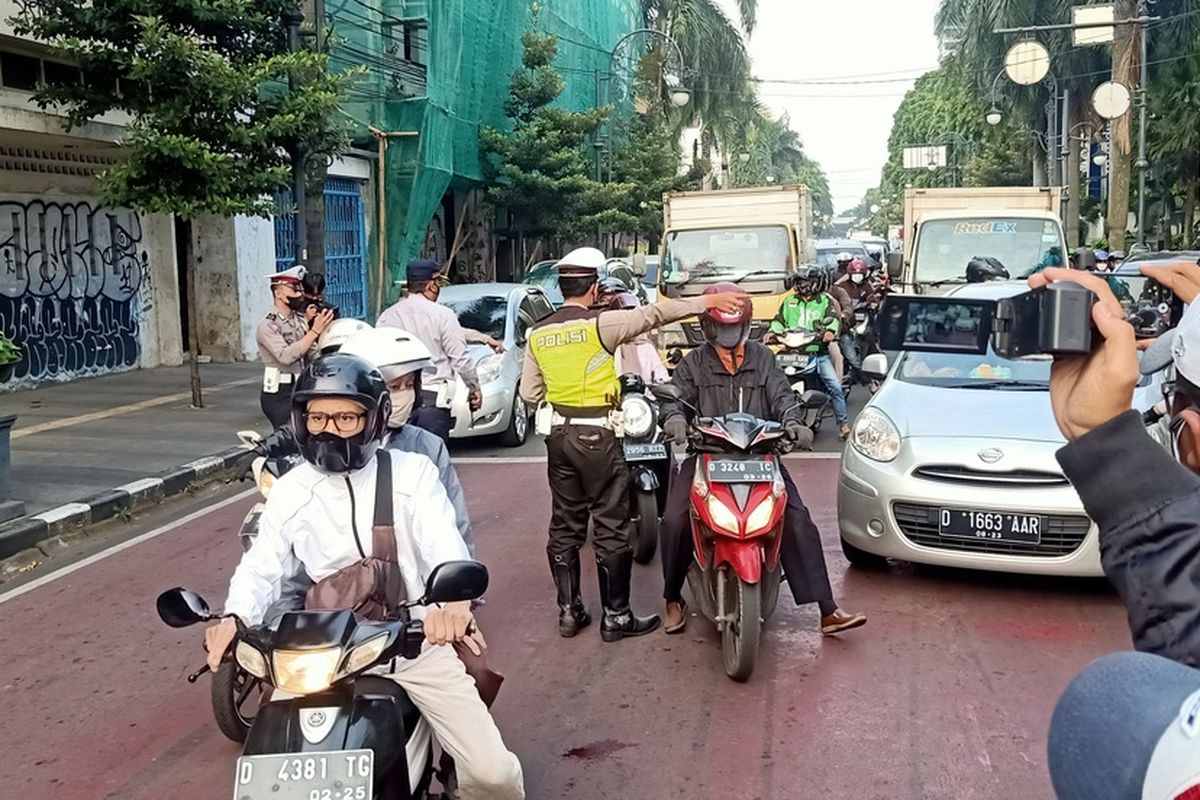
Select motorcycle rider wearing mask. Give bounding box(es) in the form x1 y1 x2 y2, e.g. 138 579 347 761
835 257 879 385
257 265 336 427
770 266 852 439
204 354 525 800
658 284 867 636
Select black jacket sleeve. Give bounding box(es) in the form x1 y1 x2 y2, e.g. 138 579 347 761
1057 410 1200 667
758 346 802 424
662 351 699 424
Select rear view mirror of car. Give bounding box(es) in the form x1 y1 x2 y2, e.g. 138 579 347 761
886 251 903 279
861 353 889 381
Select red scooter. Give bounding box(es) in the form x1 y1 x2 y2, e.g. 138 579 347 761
652 386 789 681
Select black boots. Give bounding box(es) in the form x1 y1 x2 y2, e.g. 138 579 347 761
597 550 661 642
549 550 591 638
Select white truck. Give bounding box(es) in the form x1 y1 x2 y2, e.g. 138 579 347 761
656 185 813 363
890 187 1066 291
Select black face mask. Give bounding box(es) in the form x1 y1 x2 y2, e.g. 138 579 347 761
300 431 375 474
286 294 308 312
714 323 746 349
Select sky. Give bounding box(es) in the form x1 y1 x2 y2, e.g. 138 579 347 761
717 0 943 214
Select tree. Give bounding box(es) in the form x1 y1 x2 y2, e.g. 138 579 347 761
609 115 689 251
15 0 353 406
1148 35 1200 246
480 27 634 256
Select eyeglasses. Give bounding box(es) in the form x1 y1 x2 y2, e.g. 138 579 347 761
304 411 367 433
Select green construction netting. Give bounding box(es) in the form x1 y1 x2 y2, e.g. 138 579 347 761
330 0 640 310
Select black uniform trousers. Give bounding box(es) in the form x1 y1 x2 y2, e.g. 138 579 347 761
545 424 632 560
260 386 293 429
660 456 836 615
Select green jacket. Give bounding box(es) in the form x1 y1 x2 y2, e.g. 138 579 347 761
769 293 842 338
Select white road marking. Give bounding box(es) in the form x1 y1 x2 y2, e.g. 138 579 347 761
0 488 255 606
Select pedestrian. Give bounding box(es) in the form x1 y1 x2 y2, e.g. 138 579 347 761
256 264 334 428
519 246 744 642
376 259 482 443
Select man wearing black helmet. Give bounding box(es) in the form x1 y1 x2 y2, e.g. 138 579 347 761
658 283 866 636
203 353 525 800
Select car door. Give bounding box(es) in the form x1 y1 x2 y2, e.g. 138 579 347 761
505 288 556 384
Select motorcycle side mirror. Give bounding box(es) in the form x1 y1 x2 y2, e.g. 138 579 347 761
861 353 889 381
886 251 903 279
156 587 214 628
420 561 490 605
798 389 828 409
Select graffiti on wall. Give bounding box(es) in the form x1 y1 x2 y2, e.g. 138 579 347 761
0 199 151 384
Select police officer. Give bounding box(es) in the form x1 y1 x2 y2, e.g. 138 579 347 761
519 247 744 642
256 265 335 427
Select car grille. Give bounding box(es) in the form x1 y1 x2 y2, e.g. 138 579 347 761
682 321 768 345
911 465 1070 488
892 502 1090 557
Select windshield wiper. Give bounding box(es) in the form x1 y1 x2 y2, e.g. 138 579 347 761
920 278 968 288
941 379 1046 390
730 269 789 285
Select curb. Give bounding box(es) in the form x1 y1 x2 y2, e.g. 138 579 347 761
0 445 254 560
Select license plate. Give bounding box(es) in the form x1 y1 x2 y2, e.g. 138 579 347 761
624 442 668 461
777 353 811 368
233 750 374 800
938 509 1045 544
707 458 775 483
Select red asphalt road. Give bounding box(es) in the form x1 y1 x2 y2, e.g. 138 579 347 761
0 460 1131 800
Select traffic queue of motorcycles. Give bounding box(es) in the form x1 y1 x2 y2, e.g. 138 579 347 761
153 254 891 800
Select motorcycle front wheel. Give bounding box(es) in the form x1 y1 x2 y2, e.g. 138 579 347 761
632 491 659 564
210 662 265 743
721 571 762 682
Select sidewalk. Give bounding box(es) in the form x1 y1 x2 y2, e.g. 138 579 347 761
1 363 266 518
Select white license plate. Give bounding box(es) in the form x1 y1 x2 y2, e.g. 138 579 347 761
233 750 374 800
778 353 811 368
625 442 668 461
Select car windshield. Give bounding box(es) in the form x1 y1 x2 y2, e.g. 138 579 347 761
816 248 867 270
523 264 558 292
662 225 792 284
443 295 507 341
895 348 1050 389
913 218 1064 283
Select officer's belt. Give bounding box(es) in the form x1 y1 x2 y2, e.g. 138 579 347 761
268 371 295 385
551 412 611 429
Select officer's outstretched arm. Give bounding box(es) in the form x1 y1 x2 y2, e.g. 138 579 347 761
519 348 545 408
596 297 709 352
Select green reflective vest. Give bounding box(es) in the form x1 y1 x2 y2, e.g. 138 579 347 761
528 307 617 412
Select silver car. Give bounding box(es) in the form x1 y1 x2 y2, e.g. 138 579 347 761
838 280 1162 578
437 283 555 446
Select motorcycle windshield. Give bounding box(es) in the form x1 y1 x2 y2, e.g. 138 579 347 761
697 413 783 451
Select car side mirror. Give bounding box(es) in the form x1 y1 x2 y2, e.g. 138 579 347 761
156 588 214 628
421 561 489 605
861 353 889 381
886 251 903 279
650 383 682 403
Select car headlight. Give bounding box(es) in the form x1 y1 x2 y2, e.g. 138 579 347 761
273 647 343 695
235 641 269 679
341 634 390 676
706 495 740 534
745 495 776 534
661 324 688 347
621 396 655 438
851 407 901 462
476 353 505 385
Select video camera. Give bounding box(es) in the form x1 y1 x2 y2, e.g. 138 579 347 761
878 279 1179 359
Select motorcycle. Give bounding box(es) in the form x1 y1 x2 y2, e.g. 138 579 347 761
771 329 838 433
157 560 488 800
650 384 788 682
618 373 671 565
212 429 306 744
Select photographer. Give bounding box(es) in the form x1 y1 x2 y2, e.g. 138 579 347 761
1026 266 1200 798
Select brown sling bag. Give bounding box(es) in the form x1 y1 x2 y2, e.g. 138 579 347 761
305 452 406 620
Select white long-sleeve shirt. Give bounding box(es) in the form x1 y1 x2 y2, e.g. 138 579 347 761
224 449 469 625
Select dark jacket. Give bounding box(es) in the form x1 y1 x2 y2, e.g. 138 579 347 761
661 341 801 425
1057 410 1200 667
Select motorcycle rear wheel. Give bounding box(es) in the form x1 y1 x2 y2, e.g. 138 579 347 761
632 492 659 564
721 572 762 682
211 662 265 743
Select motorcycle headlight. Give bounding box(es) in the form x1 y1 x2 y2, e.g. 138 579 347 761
706 495 740 534
341 634 390 676
235 641 269 679
745 495 777 534
660 324 688 347
476 353 505 386
621 396 654 438
851 407 901 462
272 647 343 695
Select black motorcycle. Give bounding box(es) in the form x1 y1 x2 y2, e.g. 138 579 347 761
771 329 835 433
157 560 488 800
618 373 671 564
